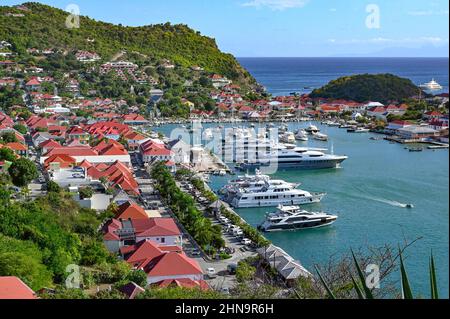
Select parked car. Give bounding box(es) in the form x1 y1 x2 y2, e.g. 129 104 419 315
191 249 201 256
227 264 237 275
220 287 230 295
206 268 217 279
72 173 84 178
241 238 252 245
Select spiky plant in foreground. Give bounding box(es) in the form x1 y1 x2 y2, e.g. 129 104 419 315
316 249 440 299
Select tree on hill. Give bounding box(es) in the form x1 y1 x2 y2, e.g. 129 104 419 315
8 158 38 187
309 73 424 104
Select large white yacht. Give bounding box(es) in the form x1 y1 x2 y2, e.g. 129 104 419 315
237 144 348 170
219 171 300 202
420 79 443 91
227 180 325 208
258 205 338 232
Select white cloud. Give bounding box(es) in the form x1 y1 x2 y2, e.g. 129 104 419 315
241 0 309 11
407 9 449 16
328 37 449 45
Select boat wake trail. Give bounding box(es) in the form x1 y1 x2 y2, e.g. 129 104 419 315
364 196 409 208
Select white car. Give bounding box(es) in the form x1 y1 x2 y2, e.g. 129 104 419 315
241 238 252 245
206 268 217 278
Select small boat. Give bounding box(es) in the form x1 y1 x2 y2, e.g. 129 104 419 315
353 128 370 133
280 132 296 144
305 124 320 134
406 204 414 209
312 132 328 141
295 129 308 141
408 147 423 152
279 124 289 134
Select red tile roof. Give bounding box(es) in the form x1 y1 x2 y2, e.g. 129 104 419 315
133 218 181 237
155 278 209 290
143 252 203 277
116 201 149 220
0 277 37 299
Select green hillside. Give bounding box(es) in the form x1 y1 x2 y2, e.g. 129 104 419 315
0 2 254 84
309 73 424 104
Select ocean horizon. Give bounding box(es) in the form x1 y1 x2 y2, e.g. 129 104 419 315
238 57 449 97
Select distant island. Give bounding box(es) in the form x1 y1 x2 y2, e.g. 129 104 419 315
309 73 425 104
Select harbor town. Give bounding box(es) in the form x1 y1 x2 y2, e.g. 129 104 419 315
0 2 448 301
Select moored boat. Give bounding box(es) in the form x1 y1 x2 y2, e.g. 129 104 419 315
258 205 338 232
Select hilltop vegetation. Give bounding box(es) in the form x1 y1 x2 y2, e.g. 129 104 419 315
0 2 254 84
309 73 424 104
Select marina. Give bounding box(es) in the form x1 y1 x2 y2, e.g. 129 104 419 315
154 120 449 297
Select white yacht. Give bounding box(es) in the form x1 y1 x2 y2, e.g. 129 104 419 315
312 132 328 141
202 128 214 140
237 144 348 170
305 124 320 134
420 79 443 91
258 205 338 232
295 129 308 141
221 173 301 203
280 131 296 144
355 128 370 133
228 182 325 208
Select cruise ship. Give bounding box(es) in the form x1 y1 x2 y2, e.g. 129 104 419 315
226 180 325 208
258 205 338 232
419 79 443 91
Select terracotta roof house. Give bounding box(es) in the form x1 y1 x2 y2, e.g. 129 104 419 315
139 139 172 163
44 154 76 171
0 277 37 299
121 240 203 286
115 201 150 220
5 142 28 156
154 278 209 290
40 143 131 166
84 160 138 195
118 282 145 299
122 114 149 125
38 139 61 154
102 218 182 253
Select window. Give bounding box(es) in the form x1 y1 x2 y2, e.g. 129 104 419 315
161 237 165 243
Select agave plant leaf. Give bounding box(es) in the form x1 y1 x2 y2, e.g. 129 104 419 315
429 252 439 299
399 249 414 299
351 249 374 299
350 273 366 299
315 265 336 299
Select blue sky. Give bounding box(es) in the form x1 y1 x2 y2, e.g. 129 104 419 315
2 0 449 57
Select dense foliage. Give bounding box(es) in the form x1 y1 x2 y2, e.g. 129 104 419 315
310 73 424 104
151 162 225 253
0 185 126 290
0 2 254 83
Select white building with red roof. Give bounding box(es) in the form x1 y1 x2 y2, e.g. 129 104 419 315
139 139 173 163
102 218 182 253
120 240 204 286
